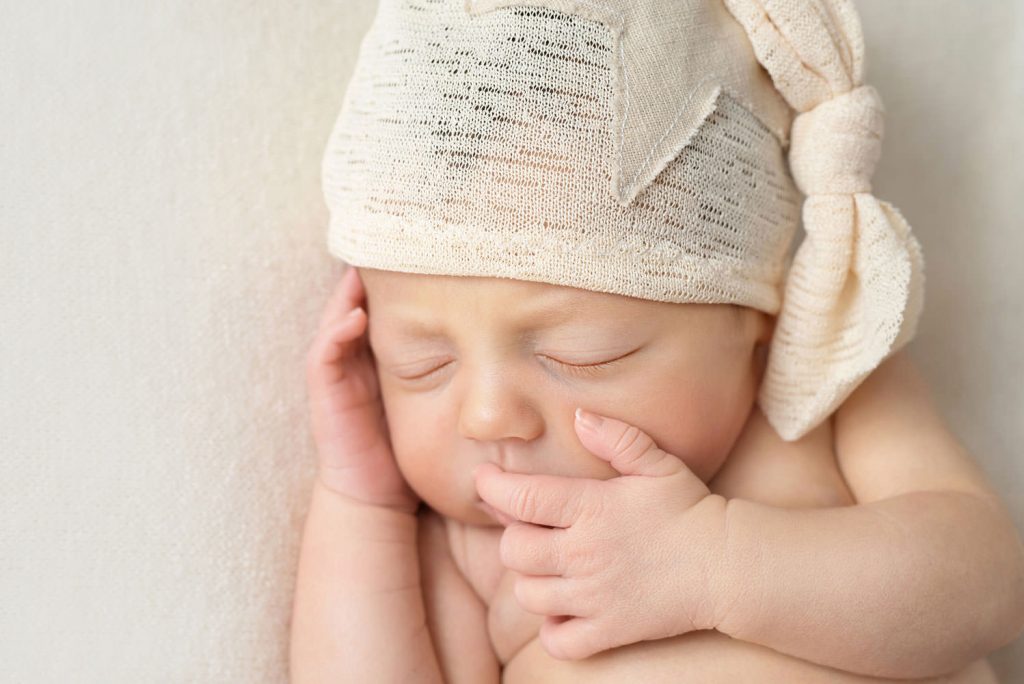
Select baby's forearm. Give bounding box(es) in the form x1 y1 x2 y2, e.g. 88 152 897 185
714 490 1024 679
289 481 443 683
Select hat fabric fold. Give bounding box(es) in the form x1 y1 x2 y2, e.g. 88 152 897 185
722 0 925 440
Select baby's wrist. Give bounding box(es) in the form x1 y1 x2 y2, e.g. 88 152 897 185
312 475 421 523
687 492 735 633
708 496 762 637
314 464 421 517
653 492 735 637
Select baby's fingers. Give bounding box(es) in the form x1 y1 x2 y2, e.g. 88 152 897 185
501 522 566 576
514 575 588 619
317 266 366 330
305 306 369 390
474 463 591 528
539 615 617 661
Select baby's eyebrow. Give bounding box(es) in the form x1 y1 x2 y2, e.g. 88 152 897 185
382 316 448 340
382 294 608 339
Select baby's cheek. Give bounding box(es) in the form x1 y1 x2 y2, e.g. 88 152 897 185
392 441 483 522
601 382 744 483
556 446 619 481
378 397 479 520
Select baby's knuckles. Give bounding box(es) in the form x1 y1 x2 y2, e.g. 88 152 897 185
526 475 731 651
564 529 610 578
501 525 560 575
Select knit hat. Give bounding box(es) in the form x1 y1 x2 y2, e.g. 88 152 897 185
321 0 925 442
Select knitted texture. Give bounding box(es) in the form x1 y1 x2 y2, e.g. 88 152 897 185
323 0 800 311
723 0 926 439
321 0 925 442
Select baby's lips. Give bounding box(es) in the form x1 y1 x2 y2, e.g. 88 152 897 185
472 463 516 525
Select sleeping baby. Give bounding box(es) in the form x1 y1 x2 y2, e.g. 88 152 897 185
290 0 1024 681
293 264 1019 682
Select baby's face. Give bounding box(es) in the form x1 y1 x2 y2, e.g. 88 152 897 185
359 267 772 527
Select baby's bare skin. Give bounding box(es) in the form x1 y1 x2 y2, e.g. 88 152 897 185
290 266 1022 682
421 402 1001 682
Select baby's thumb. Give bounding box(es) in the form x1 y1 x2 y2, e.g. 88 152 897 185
574 408 683 477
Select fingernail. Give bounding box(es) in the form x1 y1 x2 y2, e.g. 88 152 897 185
575 407 603 431
346 306 364 319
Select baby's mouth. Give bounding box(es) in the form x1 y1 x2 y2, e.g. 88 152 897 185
475 500 516 527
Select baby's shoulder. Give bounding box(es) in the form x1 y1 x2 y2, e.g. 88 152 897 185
709 404 856 508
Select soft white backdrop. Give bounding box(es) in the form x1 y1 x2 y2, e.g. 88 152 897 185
0 0 1020 681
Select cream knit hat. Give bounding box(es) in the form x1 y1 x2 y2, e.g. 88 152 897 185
321 0 925 442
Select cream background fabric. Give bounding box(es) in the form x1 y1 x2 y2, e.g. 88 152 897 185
1 0 1021 681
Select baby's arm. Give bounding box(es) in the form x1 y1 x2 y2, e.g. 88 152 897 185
290 266 448 682
714 350 1024 679
479 350 1024 678
290 483 445 682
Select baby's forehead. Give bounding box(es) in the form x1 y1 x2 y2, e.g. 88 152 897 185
357 268 748 334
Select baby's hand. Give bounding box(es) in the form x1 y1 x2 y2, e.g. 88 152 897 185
474 409 730 660
305 266 418 514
